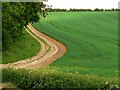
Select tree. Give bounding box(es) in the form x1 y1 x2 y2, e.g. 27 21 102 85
2 2 46 51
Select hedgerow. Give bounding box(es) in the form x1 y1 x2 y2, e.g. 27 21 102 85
2 67 119 89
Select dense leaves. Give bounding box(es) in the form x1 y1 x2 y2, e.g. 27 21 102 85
2 2 45 50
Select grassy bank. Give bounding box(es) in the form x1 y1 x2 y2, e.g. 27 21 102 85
33 11 118 78
2 67 118 89
2 29 40 64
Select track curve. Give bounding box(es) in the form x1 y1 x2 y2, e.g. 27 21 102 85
0 23 66 69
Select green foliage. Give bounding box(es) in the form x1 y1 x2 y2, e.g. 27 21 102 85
69 8 92 12
46 8 118 12
33 12 118 77
47 8 67 12
2 2 45 50
2 68 118 89
94 8 104 11
2 29 40 64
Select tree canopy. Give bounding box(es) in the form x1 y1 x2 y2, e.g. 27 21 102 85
2 2 46 51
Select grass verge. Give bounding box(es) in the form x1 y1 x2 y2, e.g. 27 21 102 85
26 26 51 54
2 28 40 64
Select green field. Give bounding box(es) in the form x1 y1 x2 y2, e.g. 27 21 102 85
33 11 118 78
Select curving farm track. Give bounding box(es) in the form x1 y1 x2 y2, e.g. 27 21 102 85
0 23 66 69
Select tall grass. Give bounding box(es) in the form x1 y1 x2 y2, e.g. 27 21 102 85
2 29 40 64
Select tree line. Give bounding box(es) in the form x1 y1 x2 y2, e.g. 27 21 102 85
2 2 46 51
46 8 120 12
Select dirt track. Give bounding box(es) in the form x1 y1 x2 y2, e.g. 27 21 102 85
0 23 66 69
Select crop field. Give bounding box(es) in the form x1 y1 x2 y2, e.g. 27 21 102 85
33 11 118 78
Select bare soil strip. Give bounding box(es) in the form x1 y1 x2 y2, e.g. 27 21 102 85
0 23 66 69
